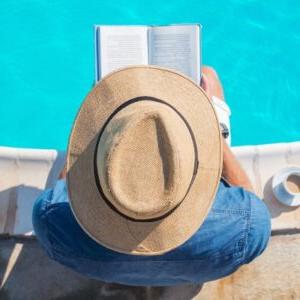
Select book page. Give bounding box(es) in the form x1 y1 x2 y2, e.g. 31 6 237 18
97 26 148 79
149 25 200 83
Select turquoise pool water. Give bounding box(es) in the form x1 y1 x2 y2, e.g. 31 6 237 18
0 0 299 150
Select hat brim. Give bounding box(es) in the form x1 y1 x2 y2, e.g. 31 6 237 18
67 66 223 255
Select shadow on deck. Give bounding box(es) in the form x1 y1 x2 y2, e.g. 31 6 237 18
1 234 300 300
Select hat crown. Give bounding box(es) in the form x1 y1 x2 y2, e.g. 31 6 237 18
67 66 223 255
96 101 196 220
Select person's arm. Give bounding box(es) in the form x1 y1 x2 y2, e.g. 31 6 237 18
59 163 67 179
201 66 255 193
222 140 254 193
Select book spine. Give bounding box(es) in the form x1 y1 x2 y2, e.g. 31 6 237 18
147 27 150 64
94 26 101 82
199 24 202 82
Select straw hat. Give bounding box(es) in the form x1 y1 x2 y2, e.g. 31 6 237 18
67 66 222 255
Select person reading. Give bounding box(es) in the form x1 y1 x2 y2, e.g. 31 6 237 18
32 65 270 287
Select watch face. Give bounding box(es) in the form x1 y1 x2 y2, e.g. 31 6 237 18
220 122 229 139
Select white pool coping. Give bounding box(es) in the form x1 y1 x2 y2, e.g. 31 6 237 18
0 142 300 236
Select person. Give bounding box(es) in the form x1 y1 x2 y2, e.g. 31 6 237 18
32 65 271 286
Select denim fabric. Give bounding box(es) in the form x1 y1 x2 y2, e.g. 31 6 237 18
32 179 271 286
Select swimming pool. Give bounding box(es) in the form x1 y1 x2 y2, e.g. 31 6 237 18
0 0 299 150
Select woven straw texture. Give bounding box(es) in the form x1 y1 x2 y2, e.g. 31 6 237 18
67 66 222 255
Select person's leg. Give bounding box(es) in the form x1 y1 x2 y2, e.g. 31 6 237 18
186 180 271 283
211 180 271 262
243 191 271 263
32 179 271 285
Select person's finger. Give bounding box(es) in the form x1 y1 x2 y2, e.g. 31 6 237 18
200 74 212 100
201 66 224 100
200 74 209 90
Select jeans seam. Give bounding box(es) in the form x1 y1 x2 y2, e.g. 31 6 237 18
242 199 252 264
212 208 250 217
211 208 250 260
232 211 250 261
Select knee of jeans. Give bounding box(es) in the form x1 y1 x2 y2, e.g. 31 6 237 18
32 192 55 258
244 195 271 264
32 193 47 230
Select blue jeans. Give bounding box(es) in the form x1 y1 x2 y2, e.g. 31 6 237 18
32 179 271 286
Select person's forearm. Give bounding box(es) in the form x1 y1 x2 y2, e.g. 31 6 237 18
222 140 255 193
59 163 67 179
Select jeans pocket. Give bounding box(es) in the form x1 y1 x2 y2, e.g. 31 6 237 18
198 208 251 263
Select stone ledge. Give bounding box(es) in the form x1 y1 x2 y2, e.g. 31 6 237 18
1 234 299 300
0 142 300 235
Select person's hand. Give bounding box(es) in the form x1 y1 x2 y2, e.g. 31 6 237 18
200 66 224 101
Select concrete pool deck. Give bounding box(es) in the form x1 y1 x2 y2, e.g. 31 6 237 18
1 142 300 299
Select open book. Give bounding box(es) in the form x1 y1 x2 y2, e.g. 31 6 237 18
95 24 201 83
